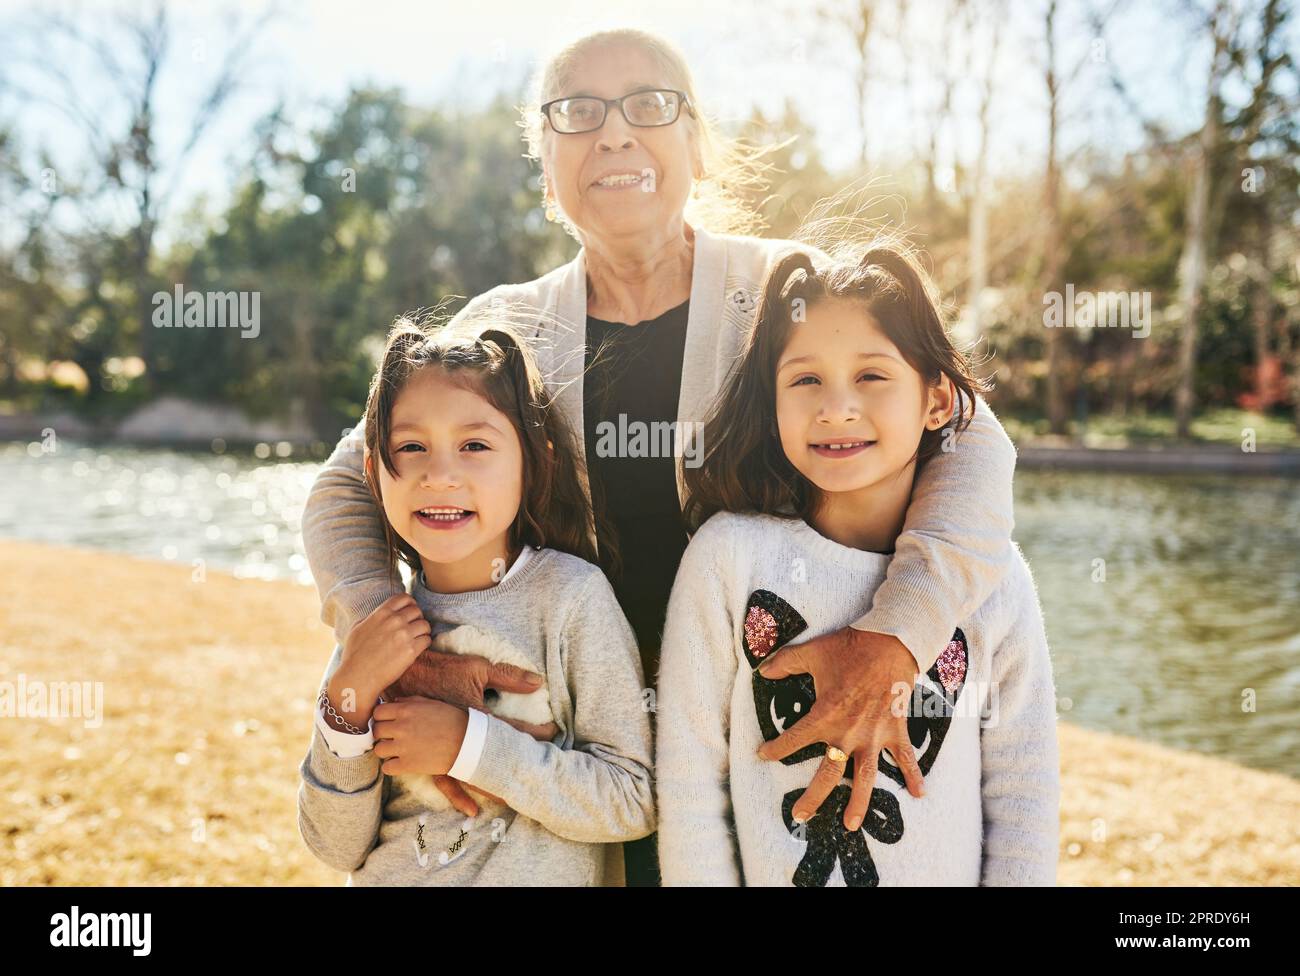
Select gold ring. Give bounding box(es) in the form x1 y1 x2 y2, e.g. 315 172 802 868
825 745 849 764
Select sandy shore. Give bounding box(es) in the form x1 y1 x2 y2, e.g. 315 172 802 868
1 538 1296 886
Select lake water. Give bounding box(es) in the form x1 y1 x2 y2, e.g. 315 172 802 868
2 440 1297 777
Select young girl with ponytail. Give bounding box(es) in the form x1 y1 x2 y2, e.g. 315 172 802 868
297 313 654 886
654 240 1060 887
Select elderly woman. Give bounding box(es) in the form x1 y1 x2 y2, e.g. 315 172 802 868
302 28 1017 886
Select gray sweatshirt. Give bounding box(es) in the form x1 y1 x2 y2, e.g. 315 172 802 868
296 547 656 886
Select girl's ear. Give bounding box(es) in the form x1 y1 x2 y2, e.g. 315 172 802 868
925 376 957 430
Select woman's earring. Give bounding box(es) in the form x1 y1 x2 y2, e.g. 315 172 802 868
544 198 557 222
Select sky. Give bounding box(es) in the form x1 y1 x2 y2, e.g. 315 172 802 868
0 0 1278 245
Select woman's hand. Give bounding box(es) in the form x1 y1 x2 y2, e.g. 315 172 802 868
382 645 546 711
372 698 469 777
382 645 558 818
756 627 925 831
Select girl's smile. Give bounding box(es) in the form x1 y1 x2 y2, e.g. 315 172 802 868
413 507 477 530
808 439 876 459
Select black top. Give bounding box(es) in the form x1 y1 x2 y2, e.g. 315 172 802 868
583 299 692 683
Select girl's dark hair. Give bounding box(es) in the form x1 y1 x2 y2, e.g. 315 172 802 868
362 310 606 577
683 238 991 532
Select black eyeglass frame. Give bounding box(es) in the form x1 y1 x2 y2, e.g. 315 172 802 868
539 89 697 134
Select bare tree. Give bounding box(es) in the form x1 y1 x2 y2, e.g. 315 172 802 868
1 1 277 394
1172 0 1236 438
967 0 1007 336
1029 0 1121 435
1039 0 1077 434
888 0 992 230
1098 0 1293 437
817 0 881 172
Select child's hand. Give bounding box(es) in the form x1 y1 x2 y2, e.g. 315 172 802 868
371 698 469 777
335 595 432 706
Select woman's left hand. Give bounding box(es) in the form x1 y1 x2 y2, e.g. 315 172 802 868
755 627 925 830
372 698 469 777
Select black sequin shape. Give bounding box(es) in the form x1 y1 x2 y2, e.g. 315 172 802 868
781 784 903 887
744 592 972 887
743 590 820 766
876 628 969 788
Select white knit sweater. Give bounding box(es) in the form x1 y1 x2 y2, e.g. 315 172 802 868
654 511 1060 887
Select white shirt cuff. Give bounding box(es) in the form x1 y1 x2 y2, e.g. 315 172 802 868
448 707 488 780
316 699 375 758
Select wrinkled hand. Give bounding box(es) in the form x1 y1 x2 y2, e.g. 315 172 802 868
384 647 541 710
385 649 559 817
756 627 924 831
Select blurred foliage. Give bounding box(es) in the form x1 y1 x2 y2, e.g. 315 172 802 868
1 65 1297 440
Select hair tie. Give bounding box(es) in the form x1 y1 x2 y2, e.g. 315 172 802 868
780 266 812 305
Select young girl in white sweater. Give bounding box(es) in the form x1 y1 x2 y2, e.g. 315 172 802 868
654 241 1060 886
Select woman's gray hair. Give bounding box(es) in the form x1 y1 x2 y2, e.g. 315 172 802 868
518 28 783 239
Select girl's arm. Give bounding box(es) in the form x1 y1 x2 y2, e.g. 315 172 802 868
296 645 385 873
459 571 655 845
654 517 742 886
980 555 1061 886
851 395 1018 672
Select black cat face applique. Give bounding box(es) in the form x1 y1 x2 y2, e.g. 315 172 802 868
741 588 970 887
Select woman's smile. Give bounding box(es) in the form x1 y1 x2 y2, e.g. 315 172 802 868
591 169 654 190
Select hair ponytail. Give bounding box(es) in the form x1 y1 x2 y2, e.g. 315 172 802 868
852 246 980 430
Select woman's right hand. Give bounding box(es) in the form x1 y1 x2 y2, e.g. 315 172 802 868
382 643 546 712
399 670 560 817
326 594 432 727
394 666 556 818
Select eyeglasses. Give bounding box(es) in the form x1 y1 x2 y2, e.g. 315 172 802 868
540 89 695 135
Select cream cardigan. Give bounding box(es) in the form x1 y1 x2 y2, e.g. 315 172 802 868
301 225 1020 674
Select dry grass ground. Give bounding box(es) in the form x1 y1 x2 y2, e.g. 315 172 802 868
1 539 1295 886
